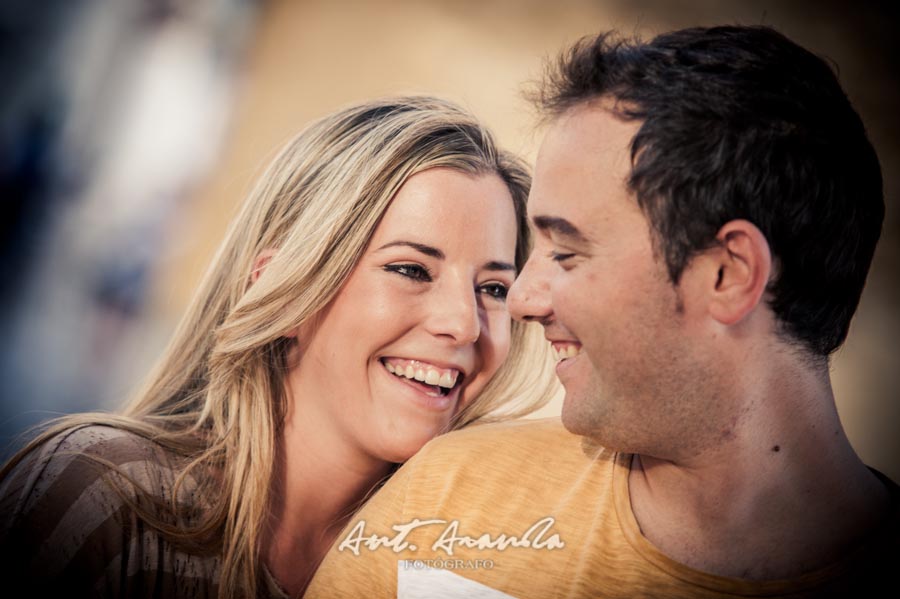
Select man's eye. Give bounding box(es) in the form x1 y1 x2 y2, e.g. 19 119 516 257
551 251 576 262
384 264 432 282
479 283 509 301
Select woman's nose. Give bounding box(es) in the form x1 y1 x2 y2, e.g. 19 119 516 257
425 279 481 345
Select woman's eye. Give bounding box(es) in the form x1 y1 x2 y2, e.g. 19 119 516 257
479 283 509 301
384 263 432 282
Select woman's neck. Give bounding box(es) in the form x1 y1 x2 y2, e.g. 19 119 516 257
261 391 394 597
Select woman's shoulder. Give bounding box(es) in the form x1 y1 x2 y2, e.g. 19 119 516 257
2 424 183 509
0 423 216 595
11 422 177 463
55 423 184 476
1 424 183 529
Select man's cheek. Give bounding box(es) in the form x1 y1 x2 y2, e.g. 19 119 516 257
553 270 582 300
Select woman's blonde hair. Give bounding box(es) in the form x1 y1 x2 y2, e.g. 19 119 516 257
1 96 557 598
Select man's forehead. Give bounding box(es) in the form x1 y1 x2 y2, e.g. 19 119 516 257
537 102 637 169
528 103 641 226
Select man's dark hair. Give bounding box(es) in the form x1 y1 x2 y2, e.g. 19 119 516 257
537 25 884 357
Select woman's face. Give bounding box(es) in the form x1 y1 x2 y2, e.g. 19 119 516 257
288 167 519 463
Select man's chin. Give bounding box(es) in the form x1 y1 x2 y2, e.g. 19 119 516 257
559 393 598 437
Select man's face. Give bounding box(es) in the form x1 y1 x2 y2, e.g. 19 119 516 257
509 103 723 457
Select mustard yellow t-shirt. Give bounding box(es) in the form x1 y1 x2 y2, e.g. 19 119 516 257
305 418 897 598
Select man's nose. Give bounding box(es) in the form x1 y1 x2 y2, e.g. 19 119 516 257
508 254 554 324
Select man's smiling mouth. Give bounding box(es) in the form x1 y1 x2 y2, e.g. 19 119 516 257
551 342 582 362
380 358 462 397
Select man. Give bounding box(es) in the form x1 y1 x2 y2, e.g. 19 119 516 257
305 26 897 598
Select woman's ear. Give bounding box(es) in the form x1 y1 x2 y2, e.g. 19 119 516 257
249 249 278 287
704 219 772 325
248 248 306 342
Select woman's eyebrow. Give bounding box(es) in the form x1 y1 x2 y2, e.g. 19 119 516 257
377 240 444 259
484 261 516 273
377 241 515 273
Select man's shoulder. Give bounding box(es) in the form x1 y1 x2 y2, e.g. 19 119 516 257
422 417 586 459
871 467 900 549
313 419 622 599
399 417 616 492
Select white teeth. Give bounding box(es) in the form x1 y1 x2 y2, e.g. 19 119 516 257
552 344 581 361
438 371 454 388
384 359 461 389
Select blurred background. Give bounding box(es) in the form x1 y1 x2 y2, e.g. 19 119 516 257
1 0 897 479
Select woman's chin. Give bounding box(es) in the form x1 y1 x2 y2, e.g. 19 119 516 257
371 426 448 464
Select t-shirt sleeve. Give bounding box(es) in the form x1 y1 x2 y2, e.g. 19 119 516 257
0 426 167 597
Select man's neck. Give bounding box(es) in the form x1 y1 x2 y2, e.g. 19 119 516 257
627 360 891 580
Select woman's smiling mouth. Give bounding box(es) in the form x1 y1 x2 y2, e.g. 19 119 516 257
379 357 463 398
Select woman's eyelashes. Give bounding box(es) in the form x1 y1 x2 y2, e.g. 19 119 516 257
384 263 432 282
384 263 509 302
478 282 509 301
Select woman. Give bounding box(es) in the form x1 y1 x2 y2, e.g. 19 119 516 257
0 97 556 598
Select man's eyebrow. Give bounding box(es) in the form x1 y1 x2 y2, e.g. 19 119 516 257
531 216 588 242
377 240 444 259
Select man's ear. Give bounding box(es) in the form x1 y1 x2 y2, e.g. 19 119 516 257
249 248 278 287
704 220 772 325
